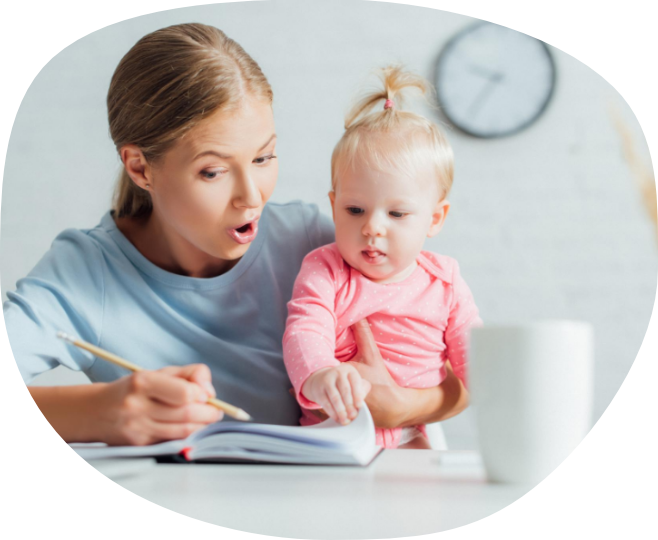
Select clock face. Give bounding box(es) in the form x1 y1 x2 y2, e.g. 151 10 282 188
436 22 556 138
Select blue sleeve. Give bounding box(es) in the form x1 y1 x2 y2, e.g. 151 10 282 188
300 202 335 250
3 229 105 383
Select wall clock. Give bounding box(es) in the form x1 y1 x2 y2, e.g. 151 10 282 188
435 22 556 138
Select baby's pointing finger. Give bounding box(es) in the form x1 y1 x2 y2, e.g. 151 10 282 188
336 374 356 419
347 370 366 409
319 395 339 424
325 387 349 425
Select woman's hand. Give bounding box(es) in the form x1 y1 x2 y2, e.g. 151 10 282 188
301 364 371 425
344 319 407 429
94 364 223 446
346 319 470 428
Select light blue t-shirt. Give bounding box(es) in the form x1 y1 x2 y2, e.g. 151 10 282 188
4 201 335 425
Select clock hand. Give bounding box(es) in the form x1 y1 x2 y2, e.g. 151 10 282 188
467 77 500 119
469 65 504 81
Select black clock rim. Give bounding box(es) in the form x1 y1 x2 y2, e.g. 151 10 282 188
435 20 557 139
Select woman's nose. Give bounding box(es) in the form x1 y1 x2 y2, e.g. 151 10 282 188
234 173 261 209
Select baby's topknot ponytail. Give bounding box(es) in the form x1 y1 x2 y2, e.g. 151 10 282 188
343 66 430 130
332 66 454 198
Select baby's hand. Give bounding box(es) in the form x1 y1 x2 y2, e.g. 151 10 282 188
301 364 371 425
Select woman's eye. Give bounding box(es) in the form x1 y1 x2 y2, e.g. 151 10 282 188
347 207 364 216
389 211 407 218
254 154 277 165
201 169 226 180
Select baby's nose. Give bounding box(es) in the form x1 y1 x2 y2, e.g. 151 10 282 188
362 216 386 236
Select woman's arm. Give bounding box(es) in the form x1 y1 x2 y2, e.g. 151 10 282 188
29 384 109 443
346 320 468 430
389 363 469 427
29 364 222 445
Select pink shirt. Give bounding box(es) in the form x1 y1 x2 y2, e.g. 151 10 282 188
283 243 482 448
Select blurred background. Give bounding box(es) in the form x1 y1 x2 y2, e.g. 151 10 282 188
2 0 655 449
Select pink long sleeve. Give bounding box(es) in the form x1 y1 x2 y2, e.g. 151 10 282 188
283 247 345 409
443 262 483 388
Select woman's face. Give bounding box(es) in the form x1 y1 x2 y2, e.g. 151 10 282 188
147 97 278 271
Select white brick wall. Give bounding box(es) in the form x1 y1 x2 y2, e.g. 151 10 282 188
2 1 655 449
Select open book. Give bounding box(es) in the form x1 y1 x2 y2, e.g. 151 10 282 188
72 405 382 466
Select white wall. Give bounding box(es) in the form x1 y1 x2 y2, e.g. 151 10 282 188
2 0 655 449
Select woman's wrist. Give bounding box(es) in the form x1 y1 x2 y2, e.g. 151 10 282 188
393 386 428 427
395 372 469 427
367 383 411 429
29 383 110 443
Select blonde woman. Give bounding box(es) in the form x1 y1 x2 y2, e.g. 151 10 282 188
5 24 464 446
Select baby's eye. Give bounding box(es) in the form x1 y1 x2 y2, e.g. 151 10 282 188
346 207 364 216
389 211 407 218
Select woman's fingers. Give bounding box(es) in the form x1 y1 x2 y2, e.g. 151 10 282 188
146 419 209 444
351 319 380 365
350 320 397 387
148 401 223 424
160 364 216 398
132 370 207 407
104 370 222 446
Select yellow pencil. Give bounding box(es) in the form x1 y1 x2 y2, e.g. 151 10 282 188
56 331 252 421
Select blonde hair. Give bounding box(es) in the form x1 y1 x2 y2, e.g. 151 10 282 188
331 66 453 198
109 23 273 218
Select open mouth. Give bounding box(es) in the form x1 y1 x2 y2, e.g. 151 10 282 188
227 218 259 245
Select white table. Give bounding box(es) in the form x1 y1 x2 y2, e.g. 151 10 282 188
109 450 531 538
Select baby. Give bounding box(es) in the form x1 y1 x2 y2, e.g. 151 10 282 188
283 66 482 449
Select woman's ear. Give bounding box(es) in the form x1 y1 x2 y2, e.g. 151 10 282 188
120 145 152 191
328 191 336 221
427 199 450 238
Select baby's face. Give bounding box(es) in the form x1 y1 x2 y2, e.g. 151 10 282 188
330 157 448 284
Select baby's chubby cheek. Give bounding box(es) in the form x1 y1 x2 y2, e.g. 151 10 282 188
337 233 367 257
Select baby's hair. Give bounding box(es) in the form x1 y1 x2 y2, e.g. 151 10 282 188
331 66 453 198
109 23 273 218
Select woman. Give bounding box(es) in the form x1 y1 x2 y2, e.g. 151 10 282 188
4 23 467 447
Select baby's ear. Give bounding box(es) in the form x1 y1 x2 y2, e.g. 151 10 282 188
328 191 336 221
427 199 450 237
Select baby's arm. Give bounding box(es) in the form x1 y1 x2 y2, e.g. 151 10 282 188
443 263 483 388
283 249 369 425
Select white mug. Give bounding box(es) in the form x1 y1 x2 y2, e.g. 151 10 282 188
470 321 594 484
